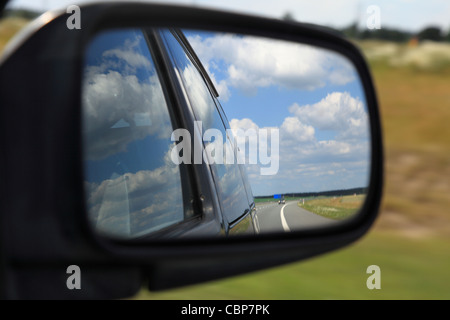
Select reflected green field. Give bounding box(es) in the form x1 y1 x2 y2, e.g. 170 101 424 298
298 195 364 220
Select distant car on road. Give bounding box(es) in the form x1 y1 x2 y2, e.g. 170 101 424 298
278 199 286 205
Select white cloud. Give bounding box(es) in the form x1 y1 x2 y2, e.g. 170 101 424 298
178 63 216 127
227 91 370 195
82 35 172 161
288 91 368 140
188 33 355 99
86 148 184 238
82 69 171 160
280 117 315 143
229 118 259 132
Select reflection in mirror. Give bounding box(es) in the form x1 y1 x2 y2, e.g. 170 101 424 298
81 27 371 240
186 30 371 234
81 29 190 239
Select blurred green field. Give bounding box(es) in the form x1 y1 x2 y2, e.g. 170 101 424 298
0 16 29 53
134 232 450 299
2 17 450 299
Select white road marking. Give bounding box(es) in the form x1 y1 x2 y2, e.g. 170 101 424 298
280 203 290 232
253 214 260 234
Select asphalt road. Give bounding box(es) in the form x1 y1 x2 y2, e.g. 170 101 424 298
254 201 339 234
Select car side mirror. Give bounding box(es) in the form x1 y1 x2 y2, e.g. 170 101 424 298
0 3 383 299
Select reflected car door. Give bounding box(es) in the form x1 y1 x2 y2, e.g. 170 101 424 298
159 29 255 235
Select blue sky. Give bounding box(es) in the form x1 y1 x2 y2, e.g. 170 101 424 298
7 0 450 33
185 30 370 196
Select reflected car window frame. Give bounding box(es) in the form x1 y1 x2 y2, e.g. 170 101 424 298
158 28 255 230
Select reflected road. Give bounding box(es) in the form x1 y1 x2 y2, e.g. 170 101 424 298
254 201 339 233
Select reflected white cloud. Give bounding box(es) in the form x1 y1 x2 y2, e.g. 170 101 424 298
280 117 315 143
229 91 370 195
86 148 184 238
83 36 171 161
288 92 368 140
188 33 356 99
103 37 153 70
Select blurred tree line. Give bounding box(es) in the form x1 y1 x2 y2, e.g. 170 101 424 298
341 23 450 42
282 12 450 43
1 8 40 19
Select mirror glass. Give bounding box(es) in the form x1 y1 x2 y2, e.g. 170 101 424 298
81 27 371 239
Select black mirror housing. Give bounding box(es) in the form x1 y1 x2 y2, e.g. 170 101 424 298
0 3 383 299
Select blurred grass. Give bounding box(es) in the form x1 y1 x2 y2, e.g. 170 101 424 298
0 16 29 54
298 195 364 220
366 42 450 237
2 18 450 299
134 231 450 300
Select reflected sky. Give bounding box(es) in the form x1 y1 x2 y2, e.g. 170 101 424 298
82 29 184 238
186 30 371 196
81 27 372 239
161 29 252 223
